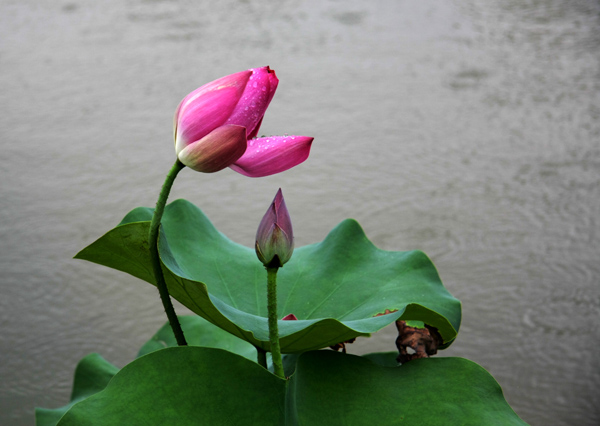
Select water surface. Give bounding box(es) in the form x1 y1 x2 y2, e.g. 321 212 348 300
1 1 599 424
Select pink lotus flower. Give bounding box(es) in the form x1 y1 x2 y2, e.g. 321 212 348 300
255 188 294 268
174 66 313 176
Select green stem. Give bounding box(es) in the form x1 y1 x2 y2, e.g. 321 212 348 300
149 159 187 346
267 266 285 378
256 347 267 370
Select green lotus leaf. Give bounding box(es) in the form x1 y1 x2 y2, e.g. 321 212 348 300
35 353 119 426
52 348 526 425
36 315 260 426
137 315 257 360
56 347 286 426
76 199 461 353
360 351 400 367
288 351 528 425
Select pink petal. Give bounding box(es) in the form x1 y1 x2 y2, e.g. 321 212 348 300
247 117 264 140
230 135 313 178
176 70 251 119
225 66 279 139
177 125 247 173
175 70 251 154
273 188 293 244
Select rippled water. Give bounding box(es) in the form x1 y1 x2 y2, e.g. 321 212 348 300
1 0 599 425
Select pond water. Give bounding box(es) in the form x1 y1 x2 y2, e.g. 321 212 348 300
1 0 599 424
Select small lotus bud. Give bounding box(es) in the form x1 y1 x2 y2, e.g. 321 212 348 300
255 189 294 268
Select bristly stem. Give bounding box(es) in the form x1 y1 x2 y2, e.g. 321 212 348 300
267 266 285 378
149 159 187 346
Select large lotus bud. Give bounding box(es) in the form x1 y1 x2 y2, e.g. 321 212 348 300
255 189 294 268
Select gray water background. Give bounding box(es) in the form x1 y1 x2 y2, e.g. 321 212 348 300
1 0 599 424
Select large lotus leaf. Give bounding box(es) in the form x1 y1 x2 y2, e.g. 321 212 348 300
53 348 526 425
288 351 528 425
35 353 119 426
56 347 286 426
138 315 305 376
36 315 260 426
137 314 257 360
361 350 401 367
76 199 461 353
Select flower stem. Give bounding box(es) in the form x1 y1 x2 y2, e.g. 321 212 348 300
149 159 187 346
267 266 285 378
